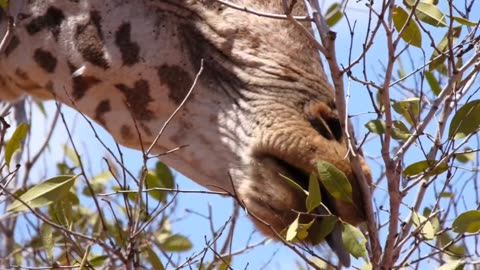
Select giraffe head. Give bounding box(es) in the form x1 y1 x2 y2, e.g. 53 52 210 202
234 98 372 242
0 0 372 263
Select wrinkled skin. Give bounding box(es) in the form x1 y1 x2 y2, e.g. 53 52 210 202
0 0 371 265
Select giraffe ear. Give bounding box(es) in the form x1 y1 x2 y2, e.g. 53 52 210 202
304 101 343 141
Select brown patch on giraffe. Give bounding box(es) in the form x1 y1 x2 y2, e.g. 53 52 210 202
157 64 193 105
25 7 65 40
94 99 111 126
72 76 102 100
67 62 102 100
115 23 140 66
4 35 20 57
74 11 109 69
33 49 57 73
120 125 134 141
14 68 42 90
114 80 154 121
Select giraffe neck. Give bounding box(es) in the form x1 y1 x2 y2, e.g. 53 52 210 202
0 0 330 191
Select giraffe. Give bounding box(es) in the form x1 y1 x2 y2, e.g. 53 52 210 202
0 0 371 266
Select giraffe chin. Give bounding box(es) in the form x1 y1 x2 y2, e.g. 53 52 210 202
239 154 320 241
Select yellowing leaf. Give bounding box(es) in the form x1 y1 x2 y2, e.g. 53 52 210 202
40 223 53 261
286 214 300 241
452 210 480 233
411 211 435 240
449 100 480 139
145 244 165 270
393 5 422 48
341 223 368 260
437 260 464 270
316 161 353 203
429 27 461 70
402 160 448 178
455 147 475 163
325 3 343 27
365 119 386 134
414 2 447 27
392 97 420 126
160 234 192 252
5 123 29 167
451 16 477 26
7 175 78 212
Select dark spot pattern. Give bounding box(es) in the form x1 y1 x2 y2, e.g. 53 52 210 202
33 49 57 73
157 64 193 105
4 35 20 57
74 11 109 69
95 99 111 126
72 76 102 100
114 80 154 121
120 125 134 141
115 23 140 66
67 62 102 100
25 7 65 40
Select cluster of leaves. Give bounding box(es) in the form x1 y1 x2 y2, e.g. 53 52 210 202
282 161 368 266
1 121 193 269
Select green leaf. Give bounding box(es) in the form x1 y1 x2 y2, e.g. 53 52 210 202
40 223 53 261
452 210 480 233
365 119 386 134
341 223 368 260
280 174 308 195
145 170 166 202
62 144 80 167
7 175 78 212
145 244 165 270
309 216 338 245
325 3 343 27
425 71 441 96
286 214 300 241
160 234 192 252
217 256 232 270
411 211 435 240
5 123 29 167
451 16 477 26
414 2 447 27
437 260 464 270
449 100 480 139
455 147 475 163
392 120 411 141
429 27 461 70
0 0 7 9
316 161 353 203
88 255 109 267
306 174 322 212
393 5 422 47
155 161 174 189
402 160 448 178
392 97 420 126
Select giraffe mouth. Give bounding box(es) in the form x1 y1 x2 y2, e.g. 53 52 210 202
253 153 310 193
264 155 310 191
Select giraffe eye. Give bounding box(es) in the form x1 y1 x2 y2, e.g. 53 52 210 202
305 102 343 141
307 115 342 141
